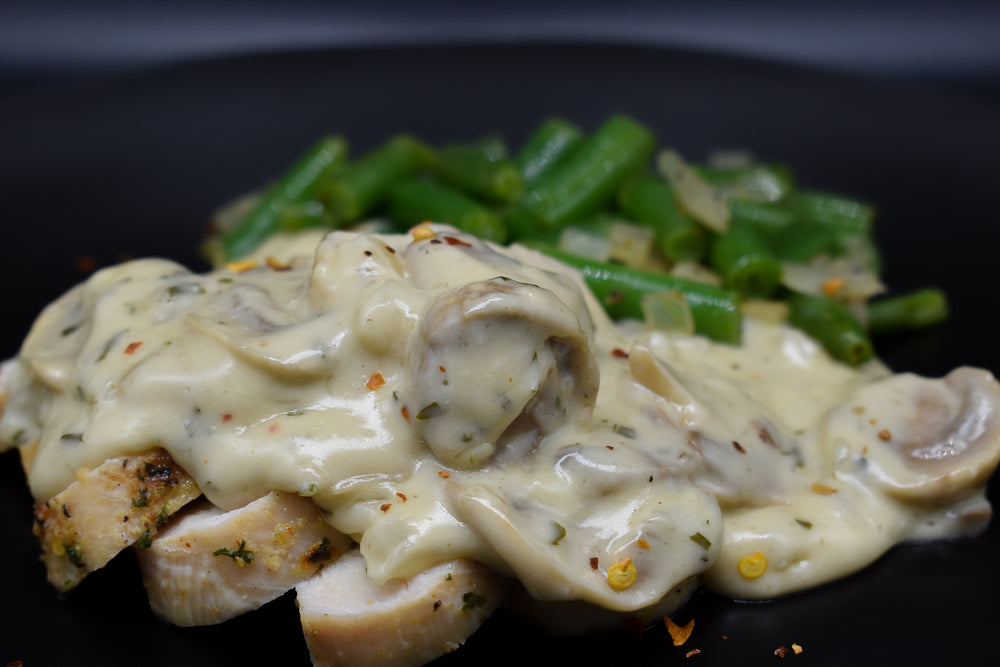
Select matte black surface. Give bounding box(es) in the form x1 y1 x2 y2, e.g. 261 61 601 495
1 43 998 666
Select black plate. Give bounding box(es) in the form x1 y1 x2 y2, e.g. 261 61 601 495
1 43 999 666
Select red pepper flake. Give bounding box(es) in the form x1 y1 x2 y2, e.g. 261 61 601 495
589 557 600 570
811 482 837 495
401 406 410 422
665 616 695 646
385 245 397 254
265 256 291 271
758 427 777 447
637 539 651 549
611 347 629 360
124 341 143 354
438 365 447 373
685 648 701 658
437 471 451 479
605 291 624 305
222 413 233 422
396 492 408 502
444 235 472 247
774 646 791 658
75 255 98 274
366 372 386 391
380 503 392 512
878 428 892 441
268 423 280 434
732 441 746 454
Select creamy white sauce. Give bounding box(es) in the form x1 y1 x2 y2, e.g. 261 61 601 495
2 224 998 611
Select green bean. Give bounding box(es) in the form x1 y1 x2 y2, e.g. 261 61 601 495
522 114 657 232
787 293 874 366
222 136 348 259
322 135 436 224
514 117 584 185
434 137 524 204
727 199 797 235
765 220 844 263
277 200 331 231
386 179 507 243
693 162 795 202
866 287 948 336
708 222 783 298
618 173 707 263
788 190 875 234
534 247 742 344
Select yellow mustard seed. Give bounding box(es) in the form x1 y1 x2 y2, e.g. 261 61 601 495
607 557 637 590
738 551 767 579
410 224 437 241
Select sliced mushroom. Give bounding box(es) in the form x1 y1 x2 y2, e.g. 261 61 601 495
137 490 352 626
32 447 201 591
408 277 599 469
826 366 1000 504
296 549 504 667
627 343 798 506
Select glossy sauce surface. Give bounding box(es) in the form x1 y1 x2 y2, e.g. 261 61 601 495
2 225 997 610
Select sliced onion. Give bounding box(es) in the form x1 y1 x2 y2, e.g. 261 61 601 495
656 149 730 233
781 255 885 302
607 221 655 269
641 291 694 335
669 261 723 287
558 227 610 262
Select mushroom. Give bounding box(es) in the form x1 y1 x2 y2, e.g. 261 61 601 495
826 366 1000 504
407 277 599 469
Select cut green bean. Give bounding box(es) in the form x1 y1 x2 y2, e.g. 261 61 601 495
693 162 795 202
727 199 797 236
788 190 875 234
222 136 348 259
522 114 657 231
434 137 525 204
386 179 507 243
514 117 584 185
535 247 742 344
321 135 436 224
618 173 707 263
866 287 948 336
277 200 331 231
766 221 845 263
787 292 874 366
709 222 783 298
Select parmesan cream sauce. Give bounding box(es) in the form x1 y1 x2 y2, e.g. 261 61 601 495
2 224 999 609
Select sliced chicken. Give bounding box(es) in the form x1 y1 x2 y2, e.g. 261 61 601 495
32 447 201 591
137 490 353 627
296 549 504 667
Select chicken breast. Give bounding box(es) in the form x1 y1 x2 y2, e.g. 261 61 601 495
137 490 352 627
296 549 504 667
32 447 201 591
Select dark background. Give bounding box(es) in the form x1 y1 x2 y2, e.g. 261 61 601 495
2 3 1000 666
2 0 1000 106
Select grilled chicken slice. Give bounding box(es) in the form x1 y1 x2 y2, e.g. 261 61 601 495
32 447 201 591
137 490 352 627
296 549 504 667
